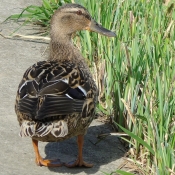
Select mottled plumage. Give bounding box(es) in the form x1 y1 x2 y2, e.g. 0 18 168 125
15 60 96 141
15 3 115 167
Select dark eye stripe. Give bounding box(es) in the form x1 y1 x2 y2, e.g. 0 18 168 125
65 11 91 21
83 13 91 20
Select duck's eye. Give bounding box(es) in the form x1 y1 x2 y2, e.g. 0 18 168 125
76 10 83 15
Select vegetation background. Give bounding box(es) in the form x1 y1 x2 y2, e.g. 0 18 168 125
7 0 175 174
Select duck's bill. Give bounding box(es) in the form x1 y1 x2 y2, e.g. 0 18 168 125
87 19 116 37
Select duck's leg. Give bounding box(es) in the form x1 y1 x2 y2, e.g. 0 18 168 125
65 135 93 168
32 139 62 167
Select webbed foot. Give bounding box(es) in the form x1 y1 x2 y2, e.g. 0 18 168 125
65 159 93 168
35 157 63 167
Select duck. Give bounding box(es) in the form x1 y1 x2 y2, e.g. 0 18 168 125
15 3 116 168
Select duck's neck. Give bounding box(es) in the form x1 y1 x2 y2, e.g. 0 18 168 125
49 32 82 63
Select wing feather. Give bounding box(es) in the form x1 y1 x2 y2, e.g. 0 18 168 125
16 61 92 121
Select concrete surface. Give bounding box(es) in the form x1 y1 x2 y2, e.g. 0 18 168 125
0 1 126 174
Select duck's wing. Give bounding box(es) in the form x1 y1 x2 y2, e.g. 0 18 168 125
16 61 95 121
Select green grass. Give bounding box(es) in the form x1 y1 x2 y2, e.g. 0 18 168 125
6 0 175 174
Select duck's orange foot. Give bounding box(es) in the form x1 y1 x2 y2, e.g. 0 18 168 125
35 158 63 167
65 159 93 168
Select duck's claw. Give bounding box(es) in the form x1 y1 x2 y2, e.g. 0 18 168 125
35 158 63 167
65 159 93 168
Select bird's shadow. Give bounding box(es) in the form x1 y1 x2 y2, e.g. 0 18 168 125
44 121 125 174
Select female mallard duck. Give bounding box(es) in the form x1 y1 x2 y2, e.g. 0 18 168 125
15 3 115 168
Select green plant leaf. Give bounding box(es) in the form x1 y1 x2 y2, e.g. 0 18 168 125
43 0 52 9
116 123 155 155
102 170 135 175
114 170 135 175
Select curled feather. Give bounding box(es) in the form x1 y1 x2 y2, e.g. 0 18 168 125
19 120 36 137
51 120 68 138
35 122 53 137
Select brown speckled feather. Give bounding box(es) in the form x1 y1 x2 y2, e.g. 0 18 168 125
15 3 115 167
14 3 108 143
15 60 97 141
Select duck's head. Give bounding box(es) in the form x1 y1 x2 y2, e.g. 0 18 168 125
50 3 116 39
